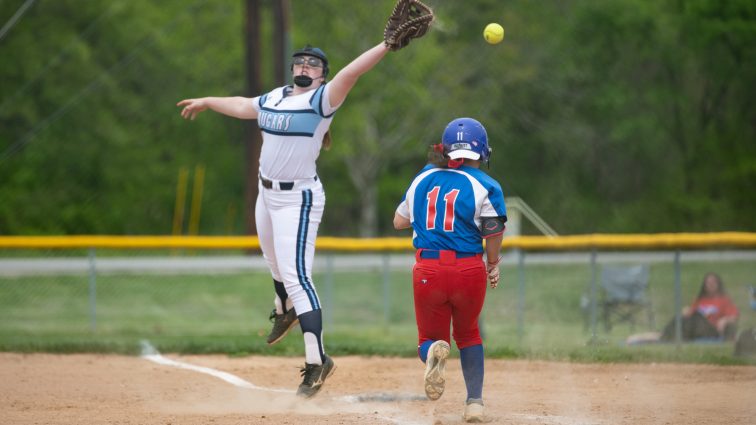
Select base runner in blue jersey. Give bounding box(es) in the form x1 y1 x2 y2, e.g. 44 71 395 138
394 118 507 423
177 2 433 398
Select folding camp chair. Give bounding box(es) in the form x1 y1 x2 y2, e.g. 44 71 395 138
600 265 655 332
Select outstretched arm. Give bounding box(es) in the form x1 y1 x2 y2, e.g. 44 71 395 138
177 96 258 120
327 42 390 109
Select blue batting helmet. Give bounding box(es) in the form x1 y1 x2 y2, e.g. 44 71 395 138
441 117 491 162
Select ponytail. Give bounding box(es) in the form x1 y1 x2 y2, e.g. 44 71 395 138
427 143 447 167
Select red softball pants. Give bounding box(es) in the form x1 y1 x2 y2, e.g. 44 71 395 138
412 250 487 349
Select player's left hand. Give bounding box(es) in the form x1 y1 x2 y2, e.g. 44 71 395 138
383 0 434 51
487 261 500 288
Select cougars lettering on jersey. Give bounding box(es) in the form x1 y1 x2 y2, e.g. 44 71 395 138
396 164 507 253
257 110 293 132
251 84 337 181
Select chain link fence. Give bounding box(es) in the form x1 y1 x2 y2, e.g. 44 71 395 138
2 243 755 356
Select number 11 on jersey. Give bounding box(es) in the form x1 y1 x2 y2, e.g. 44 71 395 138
426 186 460 232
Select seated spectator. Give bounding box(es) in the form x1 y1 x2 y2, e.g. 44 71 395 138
661 272 739 341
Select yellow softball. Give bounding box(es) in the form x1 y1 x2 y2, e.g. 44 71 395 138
484 23 504 44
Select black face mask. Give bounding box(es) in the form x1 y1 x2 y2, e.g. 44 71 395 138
294 75 313 87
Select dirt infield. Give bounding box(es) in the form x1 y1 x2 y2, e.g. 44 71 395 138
1 353 754 425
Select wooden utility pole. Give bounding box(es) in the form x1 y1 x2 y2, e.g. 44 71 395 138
243 0 290 236
272 0 290 85
243 0 262 236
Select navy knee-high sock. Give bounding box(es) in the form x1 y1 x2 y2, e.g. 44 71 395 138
273 279 289 313
298 310 325 364
460 344 484 401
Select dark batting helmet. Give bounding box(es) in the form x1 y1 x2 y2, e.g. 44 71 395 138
292 45 329 77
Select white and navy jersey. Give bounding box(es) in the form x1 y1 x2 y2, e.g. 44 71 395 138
251 84 338 180
396 164 507 253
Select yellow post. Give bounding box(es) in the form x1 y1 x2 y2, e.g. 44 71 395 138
188 164 205 236
172 167 189 236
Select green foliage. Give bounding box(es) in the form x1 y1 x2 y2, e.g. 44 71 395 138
1 0 753 235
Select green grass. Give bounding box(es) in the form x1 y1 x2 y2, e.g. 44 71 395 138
1 258 754 365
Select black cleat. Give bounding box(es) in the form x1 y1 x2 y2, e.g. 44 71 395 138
296 355 336 398
267 308 299 345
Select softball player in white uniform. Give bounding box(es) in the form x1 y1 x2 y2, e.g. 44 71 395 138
178 42 390 397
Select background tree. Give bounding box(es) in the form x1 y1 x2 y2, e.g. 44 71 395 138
1 0 753 236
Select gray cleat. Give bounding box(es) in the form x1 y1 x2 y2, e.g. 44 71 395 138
424 340 450 400
463 398 485 423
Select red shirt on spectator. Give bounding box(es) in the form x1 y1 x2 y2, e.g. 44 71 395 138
690 295 739 327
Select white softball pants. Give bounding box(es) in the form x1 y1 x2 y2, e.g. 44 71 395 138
255 179 325 316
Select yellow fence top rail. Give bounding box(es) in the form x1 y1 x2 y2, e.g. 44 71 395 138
0 232 755 251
